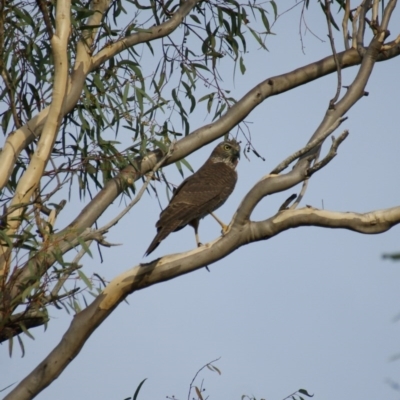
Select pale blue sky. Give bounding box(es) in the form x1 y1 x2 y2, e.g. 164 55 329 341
2 3 400 400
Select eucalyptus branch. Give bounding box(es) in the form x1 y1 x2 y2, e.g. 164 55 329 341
0 310 49 343
3 228 105 318
342 0 351 50
0 69 21 129
352 6 362 48
381 0 398 31
49 240 94 301
6 203 400 400
325 0 342 107
187 357 221 400
96 145 175 234
233 28 386 227
356 0 371 51
270 117 346 174
50 262 84 300
372 0 379 24
36 0 54 40
46 288 80 309
91 0 203 70
381 34 400 50
0 0 20 129
0 0 201 193
289 178 309 210
307 130 349 176
1 40 399 199
10 28 383 312
278 194 297 211
0 0 71 275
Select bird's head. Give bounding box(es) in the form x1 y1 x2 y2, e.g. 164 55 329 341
211 139 241 167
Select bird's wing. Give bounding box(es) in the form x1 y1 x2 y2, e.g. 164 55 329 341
158 162 237 227
145 162 237 256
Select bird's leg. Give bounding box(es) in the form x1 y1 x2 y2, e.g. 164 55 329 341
190 219 210 272
190 219 202 247
209 212 229 234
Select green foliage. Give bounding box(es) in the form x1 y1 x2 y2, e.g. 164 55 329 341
123 378 147 400
0 0 280 349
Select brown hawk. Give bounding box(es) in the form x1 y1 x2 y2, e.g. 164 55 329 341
145 139 240 256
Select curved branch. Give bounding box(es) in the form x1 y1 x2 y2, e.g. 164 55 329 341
0 0 202 192
253 206 400 237
0 310 49 343
0 1 71 275
65 44 400 232
6 27 396 313
3 144 173 316
90 0 202 70
6 202 400 400
306 130 349 176
270 117 346 174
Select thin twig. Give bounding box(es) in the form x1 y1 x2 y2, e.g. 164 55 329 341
325 0 342 107
45 287 80 308
50 261 84 299
289 144 321 210
278 194 297 211
381 34 400 50
289 178 309 209
187 357 221 400
36 0 54 40
270 117 347 174
307 130 349 176
0 0 21 129
342 0 351 50
356 0 371 52
96 145 175 233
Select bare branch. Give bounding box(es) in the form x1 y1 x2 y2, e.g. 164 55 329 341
307 130 349 176
289 178 309 210
36 0 54 40
381 0 398 31
68 44 395 234
356 0 371 51
0 1 71 276
342 0 351 50
5 203 400 400
187 357 221 400
372 0 379 24
0 310 49 343
90 0 203 70
231 25 387 228
95 144 175 233
270 117 346 174
3 228 104 318
5 22 393 323
255 206 400 237
0 1 21 129
279 194 297 211
382 34 400 50
0 0 201 192
352 6 362 48
50 264 83 300
325 0 342 107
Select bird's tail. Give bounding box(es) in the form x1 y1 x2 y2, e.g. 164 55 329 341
144 228 169 257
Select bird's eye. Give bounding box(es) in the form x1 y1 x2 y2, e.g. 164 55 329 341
224 144 231 151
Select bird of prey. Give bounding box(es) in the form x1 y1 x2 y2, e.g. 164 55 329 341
145 139 240 256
